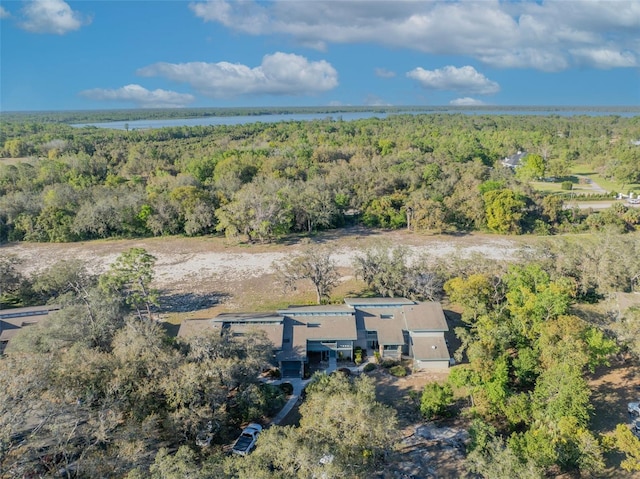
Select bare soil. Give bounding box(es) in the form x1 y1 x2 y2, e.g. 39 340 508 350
589 358 640 478
3 227 524 322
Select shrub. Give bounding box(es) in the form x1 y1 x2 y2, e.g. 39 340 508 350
374 351 381 364
363 363 376 373
420 382 454 419
561 181 573 190
381 358 397 369
354 349 363 365
266 368 281 379
389 365 407 377
279 382 294 395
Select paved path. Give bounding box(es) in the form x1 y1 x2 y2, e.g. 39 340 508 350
270 378 309 425
268 357 375 425
563 200 640 210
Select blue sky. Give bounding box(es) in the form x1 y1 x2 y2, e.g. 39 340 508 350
1 0 639 111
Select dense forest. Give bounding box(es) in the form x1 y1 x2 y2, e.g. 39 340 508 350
2 111 640 477
1 113 639 243
2 236 640 477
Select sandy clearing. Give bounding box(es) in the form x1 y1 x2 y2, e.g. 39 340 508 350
2 232 523 288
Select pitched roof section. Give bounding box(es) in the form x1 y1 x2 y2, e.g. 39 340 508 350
357 308 405 345
278 304 354 315
502 151 527 168
226 323 284 351
187 298 450 363
402 302 448 332
278 314 357 361
344 297 414 307
410 336 450 361
212 312 282 323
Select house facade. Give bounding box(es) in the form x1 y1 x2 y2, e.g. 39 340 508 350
195 298 451 378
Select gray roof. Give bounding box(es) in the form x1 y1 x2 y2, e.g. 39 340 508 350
411 336 450 361
177 318 214 338
278 314 357 361
502 151 527 167
402 302 448 332
212 312 282 323
226 323 284 350
344 297 414 307
278 304 354 315
358 308 405 345
0 305 60 319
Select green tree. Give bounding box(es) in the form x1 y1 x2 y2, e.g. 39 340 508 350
516 154 546 181
100 247 159 320
216 178 292 243
420 382 454 419
483 189 527 234
614 423 640 472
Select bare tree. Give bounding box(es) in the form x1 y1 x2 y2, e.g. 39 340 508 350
274 248 340 304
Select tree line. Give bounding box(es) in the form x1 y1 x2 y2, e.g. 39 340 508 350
2 234 640 477
1 114 639 243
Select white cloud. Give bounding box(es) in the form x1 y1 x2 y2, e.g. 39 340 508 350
188 0 639 71
137 52 338 98
363 94 392 106
570 48 637 69
80 84 195 108
0 6 10 19
375 68 396 78
407 66 500 95
19 0 90 34
450 97 486 106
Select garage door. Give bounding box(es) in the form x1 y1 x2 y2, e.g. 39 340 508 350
281 361 302 378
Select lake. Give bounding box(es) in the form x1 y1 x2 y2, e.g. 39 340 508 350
71 108 639 130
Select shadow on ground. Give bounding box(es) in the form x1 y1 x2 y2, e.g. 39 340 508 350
159 291 229 313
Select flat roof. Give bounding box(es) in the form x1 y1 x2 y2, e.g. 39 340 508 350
411 336 450 361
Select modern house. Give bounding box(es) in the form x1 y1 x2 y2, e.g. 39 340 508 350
0 305 60 354
181 298 451 378
501 151 527 168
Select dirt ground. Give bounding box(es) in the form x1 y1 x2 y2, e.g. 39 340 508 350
589 358 640 478
3 227 524 321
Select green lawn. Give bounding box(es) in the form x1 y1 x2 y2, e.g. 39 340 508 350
570 164 640 194
531 164 640 195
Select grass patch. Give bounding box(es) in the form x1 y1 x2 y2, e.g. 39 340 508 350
530 181 568 193
571 164 640 194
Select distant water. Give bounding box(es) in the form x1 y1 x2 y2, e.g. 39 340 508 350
71 109 639 130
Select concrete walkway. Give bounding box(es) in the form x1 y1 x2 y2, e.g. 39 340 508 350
267 356 377 426
270 378 310 425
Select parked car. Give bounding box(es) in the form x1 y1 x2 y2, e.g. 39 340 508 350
628 401 640 416
231 423 263 456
